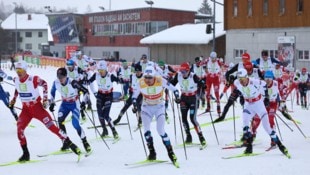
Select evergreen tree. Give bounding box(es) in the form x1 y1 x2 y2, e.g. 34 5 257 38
198 0 213 23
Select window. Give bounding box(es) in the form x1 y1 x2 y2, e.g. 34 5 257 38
38 43 41 49
247 0 253 16
297 0 303 13
38 32 43 37
25 32 32 37
279 0 285 15
25 43 32 50
233 0 238 17
263 0 268 16
298 50 309 61
234 49 247 59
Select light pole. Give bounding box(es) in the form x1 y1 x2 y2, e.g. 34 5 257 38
13 2 18 53
210 0 223 51
109 0 111 10
145 0 154 8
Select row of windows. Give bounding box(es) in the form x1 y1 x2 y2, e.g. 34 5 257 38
92 21 169 36
25 43 43 50
25 31 43 38
234 49 309 61
233 0 303 17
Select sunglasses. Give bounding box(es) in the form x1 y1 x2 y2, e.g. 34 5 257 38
238 77 247 81
144 76 153 79
98 69 106 73
180 70 187 74
57 75 66 79
16 68 25 73
265 78 273 81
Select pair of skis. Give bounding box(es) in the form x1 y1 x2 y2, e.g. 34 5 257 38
125 159 179 168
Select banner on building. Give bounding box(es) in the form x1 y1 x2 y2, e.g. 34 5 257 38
277 36 295 64
65 45 79 59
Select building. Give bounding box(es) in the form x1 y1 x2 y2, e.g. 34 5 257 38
82 7 196 61
1 13 52 55
140 23 225 64
224 0 310 69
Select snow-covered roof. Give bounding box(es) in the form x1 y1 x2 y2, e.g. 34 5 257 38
1 13 49 30
1 13 53 41
140 23 225 44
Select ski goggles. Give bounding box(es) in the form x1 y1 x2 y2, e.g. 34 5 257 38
144 76 153 79
264 78 273 81
16 68 25 74
180 70 188 74
98 69 106 73
238 77 247 81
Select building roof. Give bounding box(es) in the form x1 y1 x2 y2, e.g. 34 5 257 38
1 13 53 41
140 23 225 44
1 13 49 30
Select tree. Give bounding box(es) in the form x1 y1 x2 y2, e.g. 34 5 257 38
198 0 213 23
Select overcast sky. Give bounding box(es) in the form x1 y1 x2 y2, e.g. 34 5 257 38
4 0 223 20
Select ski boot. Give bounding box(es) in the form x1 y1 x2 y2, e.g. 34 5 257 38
205 102 211 112
216 103 221 116
167 145 179 167
185 133 192 144
101 127 109 138
244 137 253 154
113 112 124 125
82 138 92 153
147 143 156 160
112 128 119 139
18 145 30 162
63 138 81 155
198 132 207 146
276 139 290 158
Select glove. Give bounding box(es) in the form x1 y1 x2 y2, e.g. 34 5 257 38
94 92 98 98
49 103 55 112
119 78 124 84
7 76 13 80
0 77 3 82
43 99 49 109
80 102 86 111
173 90 181 103
264 97 270 106
132 98 137 113
9 99 16 109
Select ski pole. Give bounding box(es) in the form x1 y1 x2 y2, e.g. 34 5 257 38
274 114 283 141
121 84 133 140
209 110 219 145
176 103 188 160
275 113 294 132
135 112 147 158
287 116 308 139
232 102 236 141
51 111 59 128
84 109 110 150
3 80 15 86
169 93 177 144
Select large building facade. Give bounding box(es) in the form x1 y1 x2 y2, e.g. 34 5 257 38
224 0 310 70
82 7 195 61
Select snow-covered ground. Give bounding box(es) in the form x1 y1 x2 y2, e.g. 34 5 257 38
0 63 309 175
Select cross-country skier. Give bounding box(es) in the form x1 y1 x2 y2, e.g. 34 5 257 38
113 63 143 128
0 68 18 120
88 60 120 139
233 68 289 156
9 60 81 162
170 62 207 147
49 67 92 154
132 66 180 166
